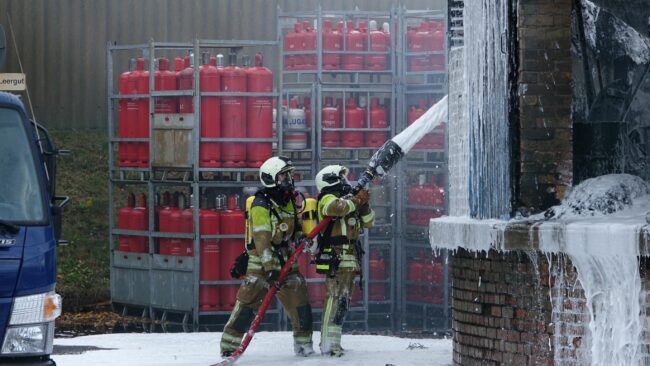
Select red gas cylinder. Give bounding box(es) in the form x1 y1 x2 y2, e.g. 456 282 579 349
284 23 302 70
407 175 425 225
302 20 316 70
158 192 174 255
369 250 387 301
407 254 424 302
199 52 222 168
154 57 177 114
130 193 149 253
342 21 365 70
173 57 184 72
178 195 194 257
246 53 273 168
133 58 150 167
221 53 247 167
321 96 341 147
408 23 431 72
365 97 388 147
178 54 194 113
165 194 183 256
428 21 445 70
118 59 138 167
430 259 445 304
118 193 135 252
322 20 342 70
341 96 363 147
303 96 311 128
199 204 220 311
219 195 245 310
366 20 389 70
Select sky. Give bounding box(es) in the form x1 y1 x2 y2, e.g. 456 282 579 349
52 331 453 366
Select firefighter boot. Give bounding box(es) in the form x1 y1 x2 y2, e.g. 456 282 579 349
294 342 316 357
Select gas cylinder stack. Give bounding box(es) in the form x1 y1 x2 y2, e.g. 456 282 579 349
108 39 283 331
279 8 397 332
398 8 450 333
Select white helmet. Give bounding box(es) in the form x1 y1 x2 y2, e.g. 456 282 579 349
315 165 349 192
259 156 294 188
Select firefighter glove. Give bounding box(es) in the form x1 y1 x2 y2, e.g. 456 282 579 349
351 189 370 208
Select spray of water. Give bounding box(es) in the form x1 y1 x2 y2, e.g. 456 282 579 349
392 95 448 154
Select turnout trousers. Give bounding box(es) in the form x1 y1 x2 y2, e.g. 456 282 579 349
220 271 313 354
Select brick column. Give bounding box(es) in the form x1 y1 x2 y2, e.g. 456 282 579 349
516 0 573 211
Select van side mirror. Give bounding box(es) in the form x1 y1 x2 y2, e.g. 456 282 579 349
52 196 70 246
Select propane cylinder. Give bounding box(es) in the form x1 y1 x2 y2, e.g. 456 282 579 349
342 21 365 70
179 194 194 256
199 197 220 311
322 19 342 70
365 97 388 147
285 23 303 70
219 194 245 310
369 250 387 301
133 58 150 167
284 98 307 150
246 53 273 168
199 52 222 168
430 21 445 70
407 174 426 225
409 22 432 72
407 252 425 302
301 20 317 70
430 259 445 304
321 96 341 147
221 53 247 167
118 193 135 252
166 193 183 256
154 57 177 114
366 20 389 70
303 96 311 128
178 53 195 113
130 193 149 253
408 99 428 149
158 192 174 255
431 176 445 207
341 96 363 147
118 59 137 167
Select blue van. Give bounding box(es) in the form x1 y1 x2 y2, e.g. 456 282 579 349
0 91 68 365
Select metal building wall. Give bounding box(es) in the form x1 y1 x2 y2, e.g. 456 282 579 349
0 0 443 130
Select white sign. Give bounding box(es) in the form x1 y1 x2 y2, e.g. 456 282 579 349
0 73 26 91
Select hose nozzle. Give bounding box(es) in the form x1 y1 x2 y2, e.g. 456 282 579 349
352 140 404 194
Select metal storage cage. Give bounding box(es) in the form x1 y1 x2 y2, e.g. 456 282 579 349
396 7 451 335
107 3 451 335
278 5 398 332
108 39 286 330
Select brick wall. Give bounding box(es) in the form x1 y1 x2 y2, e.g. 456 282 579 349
450 249 598 366
516 0 573 211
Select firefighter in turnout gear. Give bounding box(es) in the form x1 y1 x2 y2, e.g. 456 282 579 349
220 156 315 357
315 165 375 357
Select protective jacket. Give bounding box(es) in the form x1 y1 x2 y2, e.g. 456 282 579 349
246 193 300 275
317 192 374 272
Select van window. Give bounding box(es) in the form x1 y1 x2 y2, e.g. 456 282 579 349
0 108 45 223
